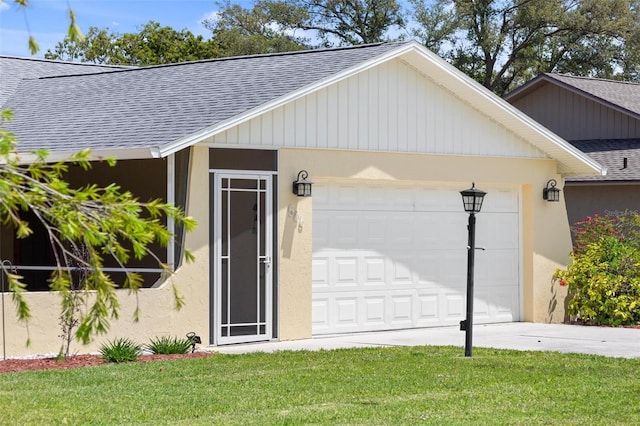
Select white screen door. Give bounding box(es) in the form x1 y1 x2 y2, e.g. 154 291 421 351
213 172 273 344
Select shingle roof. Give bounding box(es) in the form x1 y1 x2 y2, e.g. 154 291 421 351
0 42 603 176
567 139 640 182
2 43 401 155
505 73 640 119
0 55 125 106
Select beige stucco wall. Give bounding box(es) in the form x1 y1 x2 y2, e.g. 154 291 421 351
277 148 574 339
1 146 575 356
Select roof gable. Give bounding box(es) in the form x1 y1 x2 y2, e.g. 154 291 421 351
505 73 640 120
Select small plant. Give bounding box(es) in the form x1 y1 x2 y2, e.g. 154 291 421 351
146 336 192 355
99 338 142 363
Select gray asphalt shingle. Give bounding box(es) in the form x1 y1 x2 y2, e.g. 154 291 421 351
0 56 124 107
568 139 640 182
2 43 401 155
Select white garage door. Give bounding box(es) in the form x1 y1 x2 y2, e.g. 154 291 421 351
312 180 520 335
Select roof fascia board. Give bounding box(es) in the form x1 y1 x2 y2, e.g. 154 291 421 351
8 147 158 165
158 43 419 158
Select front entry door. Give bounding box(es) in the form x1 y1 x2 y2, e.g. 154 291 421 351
213 172 273 345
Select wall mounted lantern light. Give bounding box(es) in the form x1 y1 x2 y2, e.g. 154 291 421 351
459 182 487 358
543 179 560 202
292 170 313 197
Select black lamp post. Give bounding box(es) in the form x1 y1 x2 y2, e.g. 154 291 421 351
459 183 486 357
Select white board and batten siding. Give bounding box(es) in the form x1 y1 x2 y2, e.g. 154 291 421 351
312 180 521 335
208 58 548 161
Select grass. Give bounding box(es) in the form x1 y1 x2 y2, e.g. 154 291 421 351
0 346 638 425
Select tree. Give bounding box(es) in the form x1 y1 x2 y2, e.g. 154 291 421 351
410 0 640 95
3 1 197 350
202 1 309 56
267 0 406 46
45 21 219 65
5 0 84 55
204 0 405 50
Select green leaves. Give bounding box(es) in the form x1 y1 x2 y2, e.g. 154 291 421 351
555 213 640 326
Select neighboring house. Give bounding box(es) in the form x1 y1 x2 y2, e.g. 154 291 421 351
0 42 604 357
504 73 640 227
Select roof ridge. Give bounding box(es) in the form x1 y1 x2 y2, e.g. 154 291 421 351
0 55 126 69
28 42 405 80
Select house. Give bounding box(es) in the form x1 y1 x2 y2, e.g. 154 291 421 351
504 73 640 227
0 42 604 357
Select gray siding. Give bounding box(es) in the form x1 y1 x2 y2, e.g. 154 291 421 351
564 184 640 227
510 83 640 141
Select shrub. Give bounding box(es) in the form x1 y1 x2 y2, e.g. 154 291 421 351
146 336 192 355
99 338 143 363
555 212 640 326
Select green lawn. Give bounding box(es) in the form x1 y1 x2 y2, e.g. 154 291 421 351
1 346 638 425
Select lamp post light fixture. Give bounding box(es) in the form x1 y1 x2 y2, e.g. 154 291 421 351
459 183 487 357
543 179 560 202
292 170 313 197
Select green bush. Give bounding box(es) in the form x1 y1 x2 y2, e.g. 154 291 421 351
99 338 143 363
555 212 640 326
146 336 192 355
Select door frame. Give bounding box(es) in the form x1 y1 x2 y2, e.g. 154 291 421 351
210 169 275 345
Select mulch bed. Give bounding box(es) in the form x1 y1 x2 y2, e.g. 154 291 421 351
0 352 215 374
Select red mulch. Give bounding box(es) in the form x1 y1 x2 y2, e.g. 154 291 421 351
0 352 214 374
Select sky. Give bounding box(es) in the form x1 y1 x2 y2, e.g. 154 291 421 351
0 0 255 58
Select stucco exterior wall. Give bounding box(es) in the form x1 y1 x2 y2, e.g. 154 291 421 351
277 148 574 335
1 146 575 356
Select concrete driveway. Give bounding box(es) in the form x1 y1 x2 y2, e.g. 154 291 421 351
213 322 640 358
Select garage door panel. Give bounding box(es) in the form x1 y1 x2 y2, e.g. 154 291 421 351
482 188 518 212
445 293 465 318
335 257 358 286
312 257 330 288
416 293 439 323
363 256 386 284
415 253 441 284
415 188 459 210
391 296 413 325
439 251 467 285
362 215 387 246
312 298 330 331
390 256 414 285
389 215 414 248
478 213 519 249
312 214 330 246
312 182 520 335
363 296 385 325
336 297 359 326
333 214 359 246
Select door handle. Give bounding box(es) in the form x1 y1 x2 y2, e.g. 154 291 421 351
261 256 271 267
